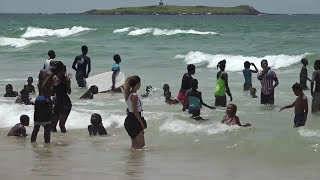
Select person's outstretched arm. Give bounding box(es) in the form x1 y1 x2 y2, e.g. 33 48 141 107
279 102 295 111
199 93 215 109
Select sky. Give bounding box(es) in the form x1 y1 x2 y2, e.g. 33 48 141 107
0 0 319 14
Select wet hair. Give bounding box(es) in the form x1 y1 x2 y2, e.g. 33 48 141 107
48 50 55 58
292 83 302 91
27 77 33 82
51 61 64 75
217 60 226 70
314 60 320 70
6 84 12 89
124 76 141 102
113 54 121 62
90 85 98 94
187 64 195 72
228 104 237 113
20 115 29 126
146 85 152 92
301 58 308 64
191 79 198 89
81 45 88 53
261 59 268 65
244 61 251 69
91 113 102 126
163 84 169 91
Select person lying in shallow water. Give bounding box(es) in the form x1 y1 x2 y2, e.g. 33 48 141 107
80 85 98 99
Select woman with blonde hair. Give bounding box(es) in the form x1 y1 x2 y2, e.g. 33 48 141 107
124 75 147 149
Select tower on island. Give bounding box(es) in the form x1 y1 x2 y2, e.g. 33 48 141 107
159 0 164 6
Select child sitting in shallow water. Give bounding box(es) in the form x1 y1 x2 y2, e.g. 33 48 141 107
7 115 29 137
88 113 108 136
221 104 251 127
163 84 179 104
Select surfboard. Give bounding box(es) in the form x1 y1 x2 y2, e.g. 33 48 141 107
86 71 126 93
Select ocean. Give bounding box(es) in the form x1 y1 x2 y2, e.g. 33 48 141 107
1 14 320 179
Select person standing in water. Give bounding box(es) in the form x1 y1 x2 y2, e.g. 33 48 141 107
178 64 195 111
300 58 311 90
51 65 72 133
215 60 232 107
257 59 279 105
311 60 320 113
31 61 63 143
243 61 258 91
72 45 91 87
124 76 147 149
43 50 56 69
111 54 122 92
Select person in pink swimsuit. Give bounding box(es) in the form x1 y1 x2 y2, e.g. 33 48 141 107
221 104 251 127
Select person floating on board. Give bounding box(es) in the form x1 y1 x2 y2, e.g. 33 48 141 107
243 61 258 91
111 54 122 92
4 84 18 97
300 58 311 90
80 85 98 99
163 84 179 105
280 83 308 127
221 104 251 127
72 45 91 87
88 113 108 136
7 115 29 137
186 79 215 121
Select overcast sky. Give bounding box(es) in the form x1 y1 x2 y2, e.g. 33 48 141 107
0 0 319 14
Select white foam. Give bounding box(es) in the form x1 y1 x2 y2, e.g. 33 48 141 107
21 26 94 38
175 51 311 72
160 120 240 135
128 28 153 36
299 128 320 137
113 27 131 33
0 37 45 48
153 28 220 36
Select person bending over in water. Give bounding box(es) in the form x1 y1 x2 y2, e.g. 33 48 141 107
178 64 195 110
31 61 63 143
243 61 258 91
80 85 98 99
7 115 29 137
111 54 122 92
15 88 34 105
280 83 308 127
72 45 91 87
186 79 215 120
52 65 72 133
215 60 232 107
88 113 107 136
141 85 152 98
300 58 311 90
163 84 179 104
24 77 35 94
4 84 18 97
221 104 251 127
311 60 320 113
124 76 147 149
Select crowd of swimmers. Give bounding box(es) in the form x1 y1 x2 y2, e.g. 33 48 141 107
3 45 320 149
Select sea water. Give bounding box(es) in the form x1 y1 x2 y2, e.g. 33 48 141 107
1 14 320 179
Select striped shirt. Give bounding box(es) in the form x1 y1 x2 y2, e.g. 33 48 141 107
258 70 276 95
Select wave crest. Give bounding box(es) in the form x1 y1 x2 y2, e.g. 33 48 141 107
175 51 311 71
0 37 45 48
21 26 94 38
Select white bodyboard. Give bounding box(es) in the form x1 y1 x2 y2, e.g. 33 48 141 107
86 71 125 93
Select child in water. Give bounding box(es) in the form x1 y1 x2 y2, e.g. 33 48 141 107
279 83 308 127
88 113 108 136
4 84 18 97
221 104 251 127
300 58 312 90
141 85 152 98
24 77 35 94
243 61 258 91
7 115 29 137
250 88 258 98
15 88 34 105
80 85 98 99
186 79 215 120
163 84 179 104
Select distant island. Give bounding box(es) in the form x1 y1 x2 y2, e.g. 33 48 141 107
84 5 261 15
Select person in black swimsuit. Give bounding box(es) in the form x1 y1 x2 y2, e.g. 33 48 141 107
72 45 91 87
52 65 72 133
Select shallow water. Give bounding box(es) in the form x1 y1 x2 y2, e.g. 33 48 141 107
1 14 320 179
